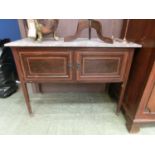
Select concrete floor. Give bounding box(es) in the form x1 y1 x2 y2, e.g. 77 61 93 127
0 88 155 135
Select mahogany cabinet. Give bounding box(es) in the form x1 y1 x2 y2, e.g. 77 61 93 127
136 62 155 117
15 47 133 84
7 44 137 114
110 19 155 133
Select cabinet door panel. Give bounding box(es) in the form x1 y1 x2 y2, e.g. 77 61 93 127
83 58 119 74
137 62 155 115
147 85 155 112
76 50 129 82
146 62 155 113
18 49 72 81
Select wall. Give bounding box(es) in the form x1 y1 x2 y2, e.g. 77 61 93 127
19 19 123 39
57 19 123 38
0 19 21 41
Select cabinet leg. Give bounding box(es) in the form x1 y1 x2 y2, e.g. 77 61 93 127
35 83 42 93
126 121 140 133
21 82 32 114
38 84 42 93
116 83 125 114
117 51 134 114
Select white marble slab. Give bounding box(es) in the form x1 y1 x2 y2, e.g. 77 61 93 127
5 38 142 48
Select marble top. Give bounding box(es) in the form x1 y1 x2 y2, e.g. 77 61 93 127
5 38 142 48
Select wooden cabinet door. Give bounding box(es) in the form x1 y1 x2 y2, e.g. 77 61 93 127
76 49 129 82
147 85 155 112
137 62 155 116
18 48 73 81
146 62 155 113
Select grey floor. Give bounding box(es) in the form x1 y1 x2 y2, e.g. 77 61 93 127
0 88 155 135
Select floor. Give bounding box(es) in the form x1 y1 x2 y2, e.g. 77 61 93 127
0 88 155 135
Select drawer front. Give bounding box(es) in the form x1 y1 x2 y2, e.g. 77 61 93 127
19 49 72 81
76 50 129 82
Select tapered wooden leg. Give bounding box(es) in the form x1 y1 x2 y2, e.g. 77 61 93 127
21 82 32 114
38 84 42 93
116 51 134 114
116 83 125 114
124 114 140 133
34 83 42 93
